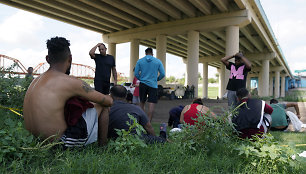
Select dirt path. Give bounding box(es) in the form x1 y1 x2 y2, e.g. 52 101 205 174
152 97 306 132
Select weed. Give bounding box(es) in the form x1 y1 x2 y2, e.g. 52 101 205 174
108 114 147 153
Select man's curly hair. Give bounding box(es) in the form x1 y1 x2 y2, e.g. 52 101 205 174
46 37 70 64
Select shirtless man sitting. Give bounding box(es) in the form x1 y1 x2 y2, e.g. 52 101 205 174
23 37 113 147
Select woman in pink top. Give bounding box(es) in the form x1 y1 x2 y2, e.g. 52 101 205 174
180 98 215 125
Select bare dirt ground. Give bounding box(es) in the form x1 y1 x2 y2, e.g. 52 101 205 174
152 96 306 132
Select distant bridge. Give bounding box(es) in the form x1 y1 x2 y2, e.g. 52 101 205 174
0 54 95 79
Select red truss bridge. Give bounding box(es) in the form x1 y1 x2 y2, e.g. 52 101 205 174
1 54 95 79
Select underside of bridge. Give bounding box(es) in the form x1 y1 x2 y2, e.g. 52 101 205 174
0 0 292 98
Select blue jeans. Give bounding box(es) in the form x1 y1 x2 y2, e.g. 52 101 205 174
227 90 237 108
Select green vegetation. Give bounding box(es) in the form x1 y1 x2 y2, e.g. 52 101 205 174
1 67 305 173
251 89 306 102
198 86 219 99
282 90 306 102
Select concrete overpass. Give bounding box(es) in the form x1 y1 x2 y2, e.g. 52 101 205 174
0 0 292 98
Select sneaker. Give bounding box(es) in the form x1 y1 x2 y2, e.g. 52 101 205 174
159 123 167 139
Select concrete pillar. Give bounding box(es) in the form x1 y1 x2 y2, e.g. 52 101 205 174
130 39 139 82
182 58 188 86
258 72 262 96
108 43 116 83
156 35 167 85
246 75 251 90
281 75 286 97
217 68 223 98
269 74 273 96
108 43 116 58
274 71 280 98
187 30 199 98
260 59 269 97
222 26 239 96
202 62 208 98
219 65 225 98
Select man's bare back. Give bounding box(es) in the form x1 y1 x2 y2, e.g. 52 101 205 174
23 37 112 144
23 69 112 139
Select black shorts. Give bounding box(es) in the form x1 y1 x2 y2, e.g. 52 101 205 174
94 80 110 95
139 82 158 103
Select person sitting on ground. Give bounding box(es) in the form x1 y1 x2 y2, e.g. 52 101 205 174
269 99 302 131
232 88 273 139
180 98 215 126
23 37 113 148
108 85 166 144
168 105 184 128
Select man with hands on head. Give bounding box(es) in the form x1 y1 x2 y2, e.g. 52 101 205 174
89 43 117 95
221 52 252 108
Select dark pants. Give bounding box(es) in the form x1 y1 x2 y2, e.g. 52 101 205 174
94 80 110 95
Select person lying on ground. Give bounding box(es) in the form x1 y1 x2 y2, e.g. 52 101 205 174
108 85 166 144
23 37 113 148
269 99 303 131
232 88 273 139
168 105 184 128
179 98 215 126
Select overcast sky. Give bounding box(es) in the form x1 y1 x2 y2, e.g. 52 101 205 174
0 0 305 78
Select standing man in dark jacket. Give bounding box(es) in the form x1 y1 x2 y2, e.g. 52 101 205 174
89 43 117 94
221 52 251 108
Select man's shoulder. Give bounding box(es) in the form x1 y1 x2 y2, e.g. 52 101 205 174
106 54 114 58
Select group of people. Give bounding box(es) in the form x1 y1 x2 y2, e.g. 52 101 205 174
168 53 303 139
23 37 166 148
23 36 303 149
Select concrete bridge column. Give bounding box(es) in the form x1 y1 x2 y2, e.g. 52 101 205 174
220 26 239 97
182 58 188 86
274 71 280 98
269 74 273 96
202 62 208 98
258 72 262 96
108 43 116 58
260 59 269 97
187 30 199 98
130 39 139 82
156 34 167 85
281 75 286 97
217 68 223 98
246 75 251 90
108 43 116 83
219 65 225 98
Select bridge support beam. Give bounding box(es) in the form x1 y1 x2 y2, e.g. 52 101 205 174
259 59 269 97
130 39 139 82
156 34 167 85
108 43 116 83
187 30 199 98
246 75 251 89
269 74 274 96
274 71 280 98
220 25 239 97
281 75 286 97
202 62 208 98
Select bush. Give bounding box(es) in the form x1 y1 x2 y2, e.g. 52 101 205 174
0 64 31 109
235 134 300 173
108 114 147 153
171 110 239 154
